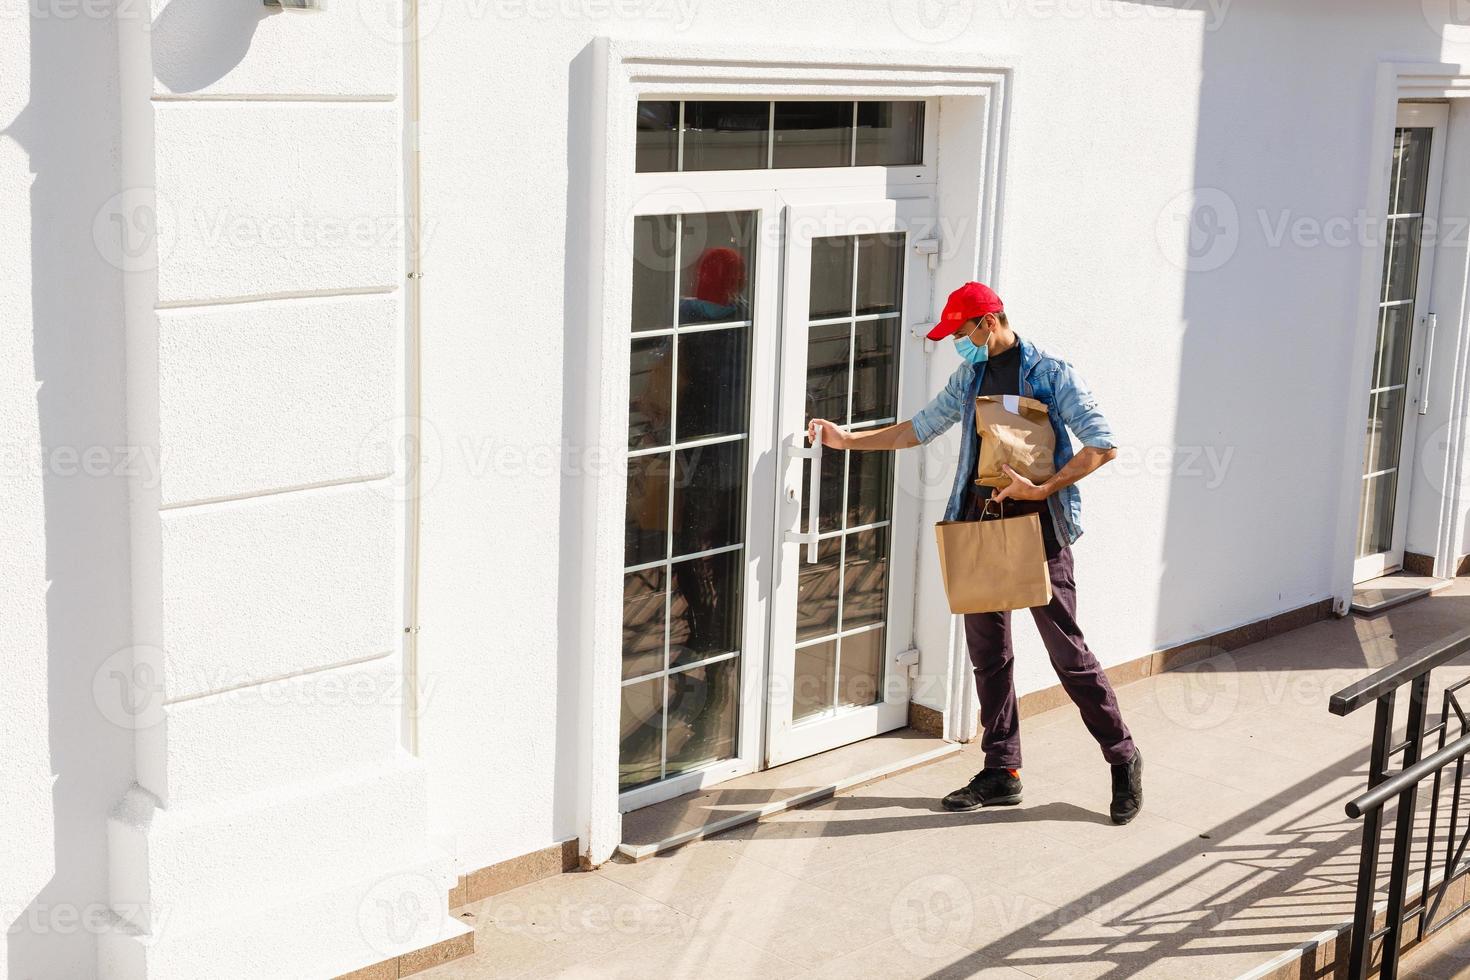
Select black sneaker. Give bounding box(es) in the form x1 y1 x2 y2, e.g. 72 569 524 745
941 768 1023 812
1110 747 1143 825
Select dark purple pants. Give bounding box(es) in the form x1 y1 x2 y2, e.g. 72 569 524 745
963 544 1135 770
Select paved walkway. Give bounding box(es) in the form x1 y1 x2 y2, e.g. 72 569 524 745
423 582 1470 979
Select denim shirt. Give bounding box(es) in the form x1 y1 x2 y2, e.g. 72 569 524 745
910 336 1117 548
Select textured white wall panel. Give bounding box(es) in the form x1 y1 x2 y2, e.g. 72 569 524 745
153 101 400 304
159 484 395 700
157 293 398 506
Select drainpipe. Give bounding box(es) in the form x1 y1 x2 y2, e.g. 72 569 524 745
403 0 425 755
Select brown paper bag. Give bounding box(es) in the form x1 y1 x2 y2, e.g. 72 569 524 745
934 500 1053 614
975 394 1057 489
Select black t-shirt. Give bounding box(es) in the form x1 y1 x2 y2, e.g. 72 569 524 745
967 337 1063 558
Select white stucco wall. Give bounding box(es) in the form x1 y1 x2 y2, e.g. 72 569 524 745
415 0 1470 872
2 4 137 977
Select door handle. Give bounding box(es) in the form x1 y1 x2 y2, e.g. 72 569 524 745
783 428 822 564
1419 313 1437 416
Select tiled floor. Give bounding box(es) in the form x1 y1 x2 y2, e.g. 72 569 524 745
423 582 1470 979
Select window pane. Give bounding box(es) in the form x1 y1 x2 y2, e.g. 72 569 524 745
669 549 743 668
855 232 904 316
1390 127 1432 216
1374 305 1415 391
636 100 679 174
809 236 854 320
676 328 750 443
619 676 663 791
624 452 669 566
838 628 884 709
1381 217 1423 304
671 440 746 557
622 568 665 680
683 101 769 172
773 101 852 169
855 101 924 166
796 537 842 642
842 528 890 630
805 320 850 424
799 451 845 536
1364 388 1405 476
792 640 836 723
1358 472 1398 557
628 336 672 450
846 450 893 530
665 657 739 776
632 214 677 332
679 211 755 325
851 318 898 425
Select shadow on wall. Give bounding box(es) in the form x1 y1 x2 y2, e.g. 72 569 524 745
150 0 267 93
2 8 135 979
1145 0 1462 651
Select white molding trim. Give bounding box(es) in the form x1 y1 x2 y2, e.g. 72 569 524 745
1334 61 1470 608
577 36 1012 865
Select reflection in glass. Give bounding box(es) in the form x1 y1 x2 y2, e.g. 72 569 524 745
804 321 850 424
796 538 842 642
628 336 672 450
622 568 665 680
1364 389 1404 477
619 677 663 790
684 101 770 172
636 100 679 174
1374 305 1415 390
842 529 890 630
838 628 884 708
809 237 854 320
1381 218 1423 304
665 657 740 776
773 101 853 169
624 453 669 567
672 441 747 558
676 328 750 442
856 233 904 316
855 101 924 166
669 550 743 668
1359 472 1398 557
679 212 755 325
846 446 893 530
851 319 898 424
1390 128 1432 216
793 640 836 723
631 214 677 332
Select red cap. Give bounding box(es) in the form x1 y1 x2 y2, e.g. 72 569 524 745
926 282 1004 341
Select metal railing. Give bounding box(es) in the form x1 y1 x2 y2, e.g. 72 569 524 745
1331 625 1470 979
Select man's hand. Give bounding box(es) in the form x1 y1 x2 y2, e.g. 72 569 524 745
807 418 850 450
992 465 1049 502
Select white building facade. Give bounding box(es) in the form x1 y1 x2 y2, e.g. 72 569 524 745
8 0 1470 976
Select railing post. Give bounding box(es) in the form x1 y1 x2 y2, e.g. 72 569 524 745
1349 692 1396 980
1380 675 1431 980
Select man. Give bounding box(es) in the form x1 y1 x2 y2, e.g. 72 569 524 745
806 282 1144 825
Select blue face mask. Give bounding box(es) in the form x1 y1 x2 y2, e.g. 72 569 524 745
955 333 989 365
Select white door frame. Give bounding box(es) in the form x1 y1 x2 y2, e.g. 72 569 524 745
1352 102 1448 584
577 38 1011 865
1334 63 1470 610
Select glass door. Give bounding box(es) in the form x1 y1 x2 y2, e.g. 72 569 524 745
1354 103 1447 583
766 196 934 767
618 192 782 810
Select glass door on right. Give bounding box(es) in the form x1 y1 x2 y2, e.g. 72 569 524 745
1355 103 1447 584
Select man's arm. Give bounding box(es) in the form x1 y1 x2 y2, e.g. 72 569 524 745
993 447 1116 502
806 418 919 452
